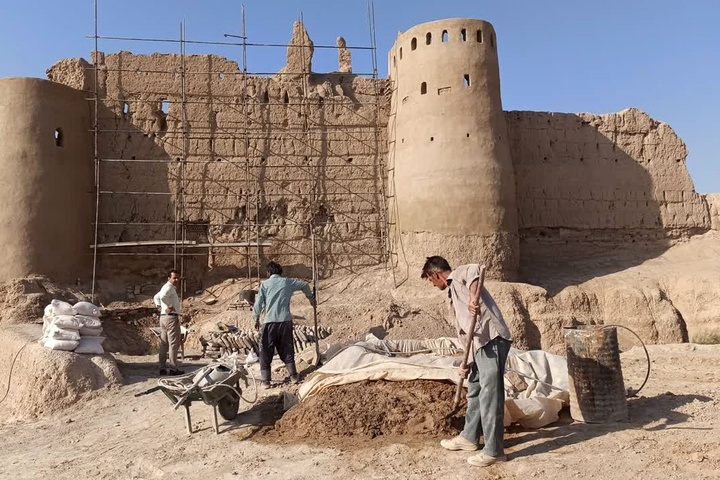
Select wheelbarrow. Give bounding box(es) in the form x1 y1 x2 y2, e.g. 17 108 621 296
135 356 258 434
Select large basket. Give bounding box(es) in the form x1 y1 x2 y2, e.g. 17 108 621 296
564 325 628 423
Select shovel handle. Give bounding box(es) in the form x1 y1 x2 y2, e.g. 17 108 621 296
451 265 486 411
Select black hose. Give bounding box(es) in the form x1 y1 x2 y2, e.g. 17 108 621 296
604 324 651 398
0 340 34 405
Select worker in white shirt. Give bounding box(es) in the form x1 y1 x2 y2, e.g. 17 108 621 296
153 269 183 376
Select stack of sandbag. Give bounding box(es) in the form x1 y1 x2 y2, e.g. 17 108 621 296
73 301 105 355
40 300 106 354
41 300 81 351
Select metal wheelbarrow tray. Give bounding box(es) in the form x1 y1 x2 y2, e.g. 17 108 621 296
137 358 257 434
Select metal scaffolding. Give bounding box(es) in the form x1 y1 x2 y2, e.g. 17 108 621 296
89 1 387 299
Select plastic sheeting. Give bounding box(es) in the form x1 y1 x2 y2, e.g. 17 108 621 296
298 340 570 429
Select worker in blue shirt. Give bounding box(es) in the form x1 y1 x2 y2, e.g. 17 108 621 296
252 261 315 387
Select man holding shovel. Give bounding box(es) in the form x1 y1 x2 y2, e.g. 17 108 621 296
421 256 512 467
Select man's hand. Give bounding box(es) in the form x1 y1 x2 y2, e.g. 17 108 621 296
165 305 175 315
254 320 260 331
457 364 470 379
468 299 481 317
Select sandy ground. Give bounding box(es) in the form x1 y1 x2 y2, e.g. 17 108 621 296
1 343 719 479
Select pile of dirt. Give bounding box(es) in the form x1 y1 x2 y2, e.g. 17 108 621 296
0 324 122 420
273 380 464 441
0 276 87 326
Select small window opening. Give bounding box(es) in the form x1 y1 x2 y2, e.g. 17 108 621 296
393 55 396 67
460 29 467 41
466 133 471 138
420 82 427 95
399 47 403 59
160 99 169 114
463 74 471 87
219 73 224 80
283 91 289 104
122 102 129 115
346 157 353 164
411 38 417 50
54 128 63 147
430 137 434 142
262 90 269 104
477 30 483 43
260 157 267 164
442 30 448 42
426 32 432 45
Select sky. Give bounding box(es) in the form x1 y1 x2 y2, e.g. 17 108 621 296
0 0 717 193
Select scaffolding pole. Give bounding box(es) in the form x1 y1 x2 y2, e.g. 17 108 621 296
89 1 386 285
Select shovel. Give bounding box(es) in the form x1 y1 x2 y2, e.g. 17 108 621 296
449 265 486 415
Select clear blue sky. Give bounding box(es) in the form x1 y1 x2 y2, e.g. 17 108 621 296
1 0 717 193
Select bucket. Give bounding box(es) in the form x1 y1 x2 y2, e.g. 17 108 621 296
564 325 628 423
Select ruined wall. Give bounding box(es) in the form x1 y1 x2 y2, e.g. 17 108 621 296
47 25 388 284
388 18 519 281
0 78 93 283
507 108 710 243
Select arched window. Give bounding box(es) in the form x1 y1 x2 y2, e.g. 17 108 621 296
411 37 417 50
460 29 467 41
421 82 427 95
426 32 432 45
399 47 403 59
477 30 483 43
442 30 448 42
463 74 471 87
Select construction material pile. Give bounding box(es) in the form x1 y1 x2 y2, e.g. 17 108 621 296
274 380 464 441
200 324 332 358
40 300 105 354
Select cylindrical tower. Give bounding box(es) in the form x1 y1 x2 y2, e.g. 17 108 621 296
0 78 93 282
388 18 519 279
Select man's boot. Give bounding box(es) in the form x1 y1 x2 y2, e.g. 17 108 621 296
260 368 272 389
286 362 300 384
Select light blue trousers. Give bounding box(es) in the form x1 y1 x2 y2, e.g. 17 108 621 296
460 337 511 457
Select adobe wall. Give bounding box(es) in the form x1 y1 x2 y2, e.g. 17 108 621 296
506 108 710 243
47 24 389 283
0 78 93 283
388 18 519 281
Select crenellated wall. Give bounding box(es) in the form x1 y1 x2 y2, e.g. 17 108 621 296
25 18 714 286
47 28 389 283
0 78 93 282
506 108 709 242
388 18 519 280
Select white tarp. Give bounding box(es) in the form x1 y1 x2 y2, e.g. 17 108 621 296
298 340 569 429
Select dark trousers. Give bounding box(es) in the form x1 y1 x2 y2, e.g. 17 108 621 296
259 320 296 381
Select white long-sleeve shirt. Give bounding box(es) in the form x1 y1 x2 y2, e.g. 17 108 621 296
154 282 181 315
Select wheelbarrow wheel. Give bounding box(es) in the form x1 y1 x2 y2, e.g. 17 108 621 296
217 392 240 421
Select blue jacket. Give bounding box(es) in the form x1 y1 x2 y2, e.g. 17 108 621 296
252 274 313 323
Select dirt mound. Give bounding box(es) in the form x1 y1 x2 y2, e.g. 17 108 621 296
273 380 464 441
0 276 88 326
0 324 122 420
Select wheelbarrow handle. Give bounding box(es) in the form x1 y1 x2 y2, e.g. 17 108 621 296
134 385 163 397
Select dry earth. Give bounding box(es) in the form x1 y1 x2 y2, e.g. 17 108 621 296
1 343 719 480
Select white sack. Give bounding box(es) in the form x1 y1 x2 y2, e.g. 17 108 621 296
50 315 81 330
45 324 81 341
74 336 105 355
47 300 75 316
73 302 100 317
41 338 80 351
75 315 102 328
79 326 103 336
